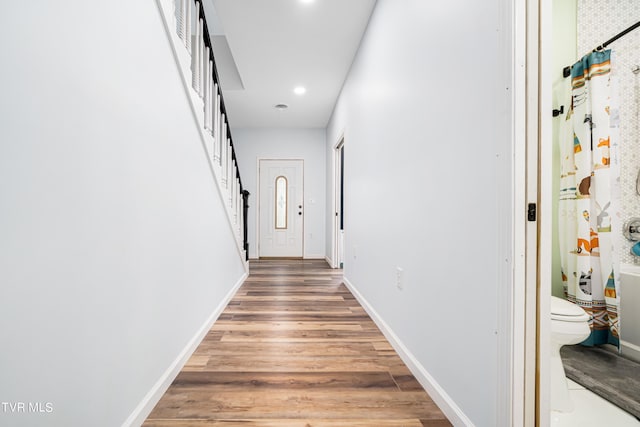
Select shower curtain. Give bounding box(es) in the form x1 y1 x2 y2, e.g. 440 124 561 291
558 49 620 347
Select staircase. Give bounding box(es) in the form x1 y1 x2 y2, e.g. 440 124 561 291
157 0 249 260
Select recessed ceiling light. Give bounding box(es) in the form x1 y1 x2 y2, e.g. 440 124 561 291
274 104 289 110
294 86 307 95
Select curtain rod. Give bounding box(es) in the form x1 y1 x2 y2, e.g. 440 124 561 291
562 20 640 78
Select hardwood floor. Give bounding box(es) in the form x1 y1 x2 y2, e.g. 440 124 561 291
144 259 451 427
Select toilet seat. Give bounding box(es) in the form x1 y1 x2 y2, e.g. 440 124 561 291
551 296 590 322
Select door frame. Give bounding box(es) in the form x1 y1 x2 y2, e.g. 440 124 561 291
510 0 543 425
256 158 305 258
537 0 554 424
329 132 345 269
518 0 552 424
333 136 345 269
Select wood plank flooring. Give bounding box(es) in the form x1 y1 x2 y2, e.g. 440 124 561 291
144 259 451 427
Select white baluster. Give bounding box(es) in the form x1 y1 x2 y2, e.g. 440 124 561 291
176 0 184 42
213 94 220 162
235 175 239 223
239 195 244 240
211 82 217 137
185 0 191 51
220 132 227 187
220 113 226 166
191 5 200 92
207 60 213 130
227 143 233 191
228 167 233 208
235 177 241 225
228 139 232 188
231 164 237 207
203 50 211 130
221 120 227 169
234 174 239 214
198 18 205 98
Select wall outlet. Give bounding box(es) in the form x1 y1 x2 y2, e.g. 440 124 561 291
396 267 404 290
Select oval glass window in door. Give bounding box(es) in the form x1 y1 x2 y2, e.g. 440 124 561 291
275 176 287 229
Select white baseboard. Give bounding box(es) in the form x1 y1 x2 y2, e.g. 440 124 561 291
304 255 327 260
123 272 248 426
342 276 473 427
325 255 335 268
621 339 640 363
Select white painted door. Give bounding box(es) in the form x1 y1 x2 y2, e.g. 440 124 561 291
259 159 304 257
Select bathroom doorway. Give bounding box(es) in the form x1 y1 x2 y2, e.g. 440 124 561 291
543 0 640 423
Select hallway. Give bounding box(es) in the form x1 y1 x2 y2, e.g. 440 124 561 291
144 259 451 426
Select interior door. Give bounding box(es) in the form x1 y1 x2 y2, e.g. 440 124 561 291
258 159 304 257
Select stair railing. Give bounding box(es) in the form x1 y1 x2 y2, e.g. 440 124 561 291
170 0 249 260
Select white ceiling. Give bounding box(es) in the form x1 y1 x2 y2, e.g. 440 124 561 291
208 0 377 129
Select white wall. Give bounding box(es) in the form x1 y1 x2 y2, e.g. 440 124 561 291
0 2 246 426
232 128 326 259
326 1 514 425
576 0 640 266
551 0 577 297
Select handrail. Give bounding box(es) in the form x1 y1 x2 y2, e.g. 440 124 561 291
197 2 243 191
174 0 249 260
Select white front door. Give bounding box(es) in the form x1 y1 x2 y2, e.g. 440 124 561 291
258 159 304 257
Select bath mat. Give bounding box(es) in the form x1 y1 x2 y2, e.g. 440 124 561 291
560 345 640 419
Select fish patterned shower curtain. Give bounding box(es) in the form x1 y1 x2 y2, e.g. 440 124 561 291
558 49 620 347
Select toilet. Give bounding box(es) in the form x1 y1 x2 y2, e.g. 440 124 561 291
550 295 591 412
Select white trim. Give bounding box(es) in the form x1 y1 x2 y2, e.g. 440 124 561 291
123 272 248 426
304 255 327 260
620 263 640 275
325 255 335 267
538 0 553 424
491 0 525 424
255 157 260 259
332 131 346 150
342 276 473 427
154 0 248 272
331 133 345 269
513 0 545 424
510 0 530 424
621 340 640 363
